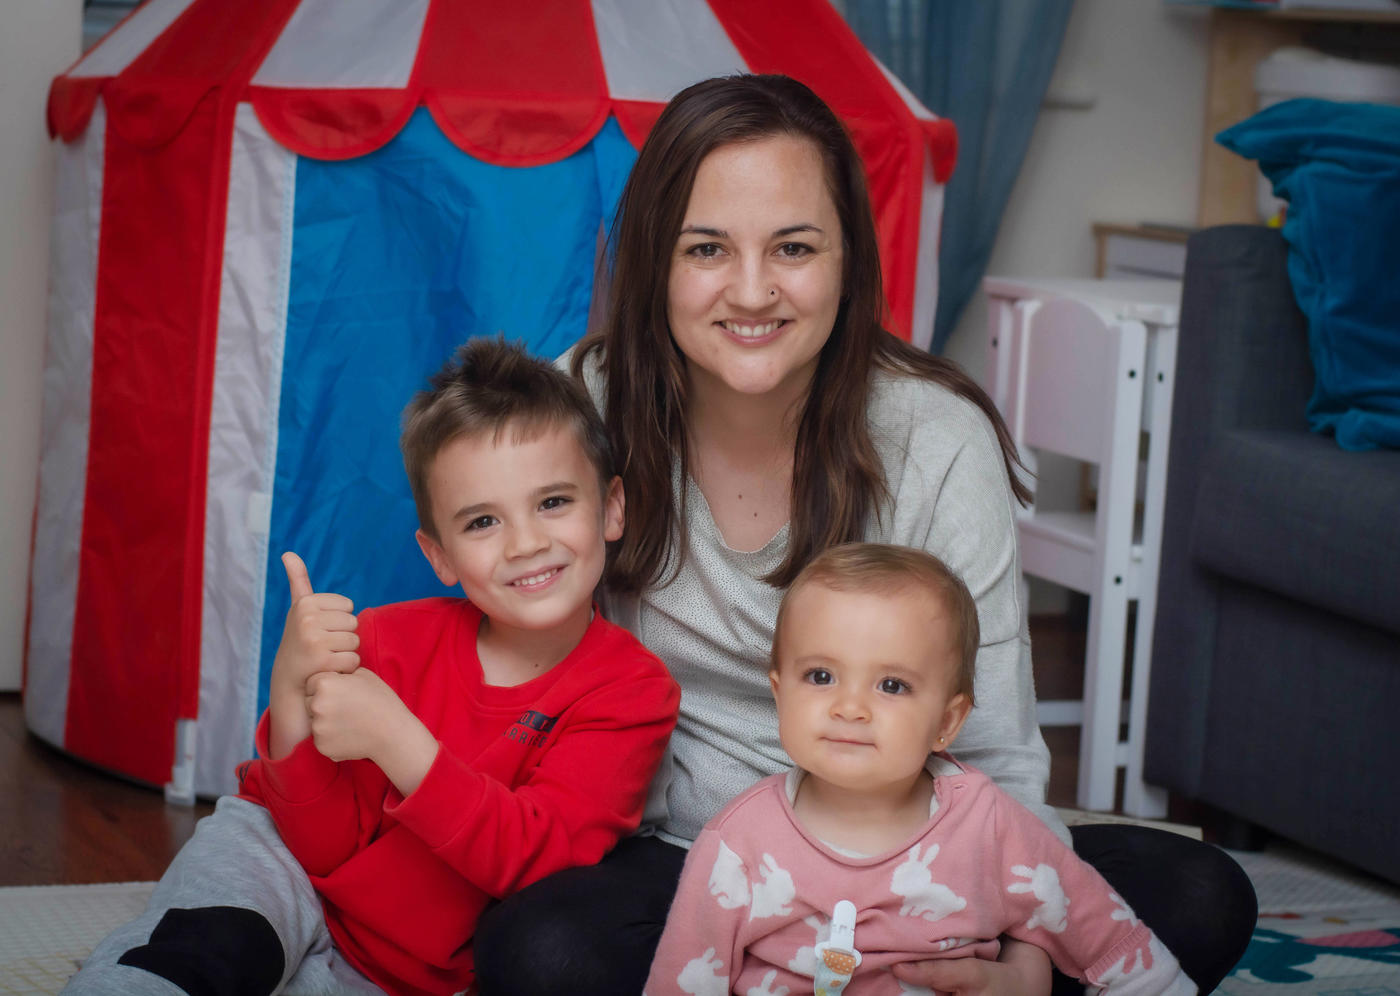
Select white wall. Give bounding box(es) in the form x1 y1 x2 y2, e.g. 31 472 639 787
942 0 1211 611
0 2 82 690
944 0 1211 377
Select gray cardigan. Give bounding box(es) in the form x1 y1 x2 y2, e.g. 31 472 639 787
580 359 1063 847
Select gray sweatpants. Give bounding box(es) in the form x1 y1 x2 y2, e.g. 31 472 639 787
62 795 383 996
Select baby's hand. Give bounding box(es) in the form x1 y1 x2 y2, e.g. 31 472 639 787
271 551 359 696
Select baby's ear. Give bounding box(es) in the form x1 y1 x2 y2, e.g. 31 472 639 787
935 692 973 751
415 529 459 587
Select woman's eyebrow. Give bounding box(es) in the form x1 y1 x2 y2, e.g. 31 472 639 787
678 223 825 238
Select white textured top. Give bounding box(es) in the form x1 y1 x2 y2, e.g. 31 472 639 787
578 356 1063 847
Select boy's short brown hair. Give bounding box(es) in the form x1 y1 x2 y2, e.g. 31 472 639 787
772 542 979 701
401 337 613 540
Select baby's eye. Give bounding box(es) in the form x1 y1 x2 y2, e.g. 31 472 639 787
465 515 497 531
803 668 834 686
878 677 911 695
540 495 572 512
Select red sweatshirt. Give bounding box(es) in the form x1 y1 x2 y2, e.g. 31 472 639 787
238 598 679 996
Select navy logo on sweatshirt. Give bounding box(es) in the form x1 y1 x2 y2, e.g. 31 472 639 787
504 710 558 748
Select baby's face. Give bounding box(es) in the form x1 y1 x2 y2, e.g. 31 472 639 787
769 582 969 794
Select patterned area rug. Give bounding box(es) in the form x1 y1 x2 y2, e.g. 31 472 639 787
1220 845 1400 995
0 844 1396 995
0 882 153 995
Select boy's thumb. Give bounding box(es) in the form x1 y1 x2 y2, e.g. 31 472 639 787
282 551 314 601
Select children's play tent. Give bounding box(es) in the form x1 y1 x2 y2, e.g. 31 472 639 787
28 0 957 800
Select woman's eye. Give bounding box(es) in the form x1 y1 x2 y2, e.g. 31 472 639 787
777 242 811 259
465 515 497 531
686 242 723 259
803 668 834 686
879 677 911 695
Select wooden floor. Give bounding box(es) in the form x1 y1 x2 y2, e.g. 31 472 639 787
0 614 1090 887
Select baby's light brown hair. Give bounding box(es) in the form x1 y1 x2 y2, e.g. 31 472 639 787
772 543 979 701
400 337 613 542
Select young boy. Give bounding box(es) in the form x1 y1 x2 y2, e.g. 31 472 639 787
65 339 680 996
645 543 1192 996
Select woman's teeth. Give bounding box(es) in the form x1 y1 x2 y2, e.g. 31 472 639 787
722 320 782 338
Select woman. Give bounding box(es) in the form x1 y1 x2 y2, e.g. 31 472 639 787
474 74 1254 995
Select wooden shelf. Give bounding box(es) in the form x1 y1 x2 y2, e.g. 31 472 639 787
1195 7 1400 225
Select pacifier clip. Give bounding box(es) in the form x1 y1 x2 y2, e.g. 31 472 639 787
813 900 862 995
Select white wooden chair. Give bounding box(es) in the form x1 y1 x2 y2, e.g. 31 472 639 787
1002 296 1149 813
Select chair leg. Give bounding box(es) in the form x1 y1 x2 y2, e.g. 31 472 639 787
1077 582 1130 812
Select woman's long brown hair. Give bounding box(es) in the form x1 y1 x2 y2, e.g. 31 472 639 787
574 74 1029 594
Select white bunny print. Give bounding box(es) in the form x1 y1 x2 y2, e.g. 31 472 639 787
749 853 796 920
705 842 796 921
1007 863 1070 933
787 913 830 975
676 947 728 996
889 843 967 922
746 968 790 996
709 840 751 910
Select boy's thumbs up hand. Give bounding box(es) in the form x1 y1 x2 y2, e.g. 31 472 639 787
268 551 360 759
283 550 315 601
272 551 360 691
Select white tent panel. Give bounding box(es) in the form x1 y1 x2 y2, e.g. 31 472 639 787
875 56 940 121
253 0 430 89
196 105 298 797
591 0 749 102
911 155 943 351
68 0 197 80
26 101 107 747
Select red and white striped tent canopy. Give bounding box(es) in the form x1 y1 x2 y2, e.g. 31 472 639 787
30 0 957 799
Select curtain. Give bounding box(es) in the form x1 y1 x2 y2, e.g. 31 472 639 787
840 0 1075 353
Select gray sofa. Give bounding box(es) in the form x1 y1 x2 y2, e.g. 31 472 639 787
1144 224 1400 886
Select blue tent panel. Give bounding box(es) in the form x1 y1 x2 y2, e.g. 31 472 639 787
257 111 637 714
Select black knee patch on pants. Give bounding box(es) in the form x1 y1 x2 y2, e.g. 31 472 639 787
117 906 285 996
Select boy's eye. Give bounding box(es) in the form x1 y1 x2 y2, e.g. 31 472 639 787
803 668 834 686
465 515 497 531
878 677 911 695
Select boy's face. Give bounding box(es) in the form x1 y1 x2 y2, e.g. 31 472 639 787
769 582 971 795
415 422 623 640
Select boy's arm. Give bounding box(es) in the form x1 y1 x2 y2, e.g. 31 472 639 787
996 797 1194 995
240 601 387 878
390 657 680 898
643 827 744 996
268 552 360 760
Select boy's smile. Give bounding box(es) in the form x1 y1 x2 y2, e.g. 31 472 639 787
416 421 623 673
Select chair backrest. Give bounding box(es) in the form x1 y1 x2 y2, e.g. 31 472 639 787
1004 296 1148 507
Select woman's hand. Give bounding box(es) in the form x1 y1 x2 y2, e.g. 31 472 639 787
892 937 1052 995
